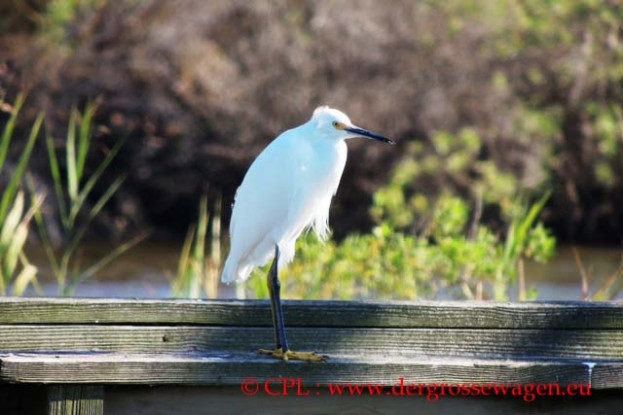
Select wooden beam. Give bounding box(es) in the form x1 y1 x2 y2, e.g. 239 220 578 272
0 298 621 328
0 325 621 359
47 385 103 415
0 297 621 412
105 386 623 415
0 352 600 387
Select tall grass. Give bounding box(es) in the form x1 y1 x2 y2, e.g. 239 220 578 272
205 192 222 298
171 194 208 298
492 193 552 300
32 103 145 296
574 248 623 301
171 193 222 298
0 93 44 295
0 191 43 295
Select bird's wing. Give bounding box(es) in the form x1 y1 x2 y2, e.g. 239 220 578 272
310 140 347 240
222 132 347 283
222 131 302 282
285 139 347 243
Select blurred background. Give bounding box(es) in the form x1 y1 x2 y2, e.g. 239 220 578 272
1 0 622 300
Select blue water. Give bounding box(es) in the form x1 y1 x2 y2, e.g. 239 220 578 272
27 243 623 300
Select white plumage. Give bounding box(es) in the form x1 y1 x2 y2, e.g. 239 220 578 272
221 106 393 284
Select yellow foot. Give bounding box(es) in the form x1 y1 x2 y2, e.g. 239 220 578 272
258 347 327 362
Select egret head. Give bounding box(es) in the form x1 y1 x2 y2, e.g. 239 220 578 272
311 106 395 144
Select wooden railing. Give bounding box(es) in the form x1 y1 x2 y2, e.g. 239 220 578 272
0 298 622 414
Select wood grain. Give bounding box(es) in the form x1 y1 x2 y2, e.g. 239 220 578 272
0 352 596 386
0 297 621 401
0 325 621 359
105 386 623 415
0 298 622 328
47 385 103 415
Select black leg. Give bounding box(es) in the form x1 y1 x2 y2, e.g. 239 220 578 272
268 245 289 352
258 245 325 362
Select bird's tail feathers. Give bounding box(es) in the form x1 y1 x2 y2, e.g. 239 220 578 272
311 197 331 241
220 256 253 284
221 241 295 284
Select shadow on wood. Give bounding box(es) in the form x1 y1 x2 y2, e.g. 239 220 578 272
0 298 622 414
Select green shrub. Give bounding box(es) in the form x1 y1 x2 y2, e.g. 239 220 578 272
246 129 555 301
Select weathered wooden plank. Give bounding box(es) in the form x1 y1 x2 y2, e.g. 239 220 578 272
0 298 622 328
47 385 103 415
0 325 621 359
105 386 623 415
592 363 623 389
0 352 601 387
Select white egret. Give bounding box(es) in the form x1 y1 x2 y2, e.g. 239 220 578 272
221 106 394 362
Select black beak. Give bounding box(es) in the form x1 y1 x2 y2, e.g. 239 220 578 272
345 126 395 145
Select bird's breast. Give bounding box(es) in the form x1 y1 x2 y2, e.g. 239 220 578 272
294 140 347 206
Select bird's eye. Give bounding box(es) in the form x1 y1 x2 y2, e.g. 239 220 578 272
332 121 345 130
